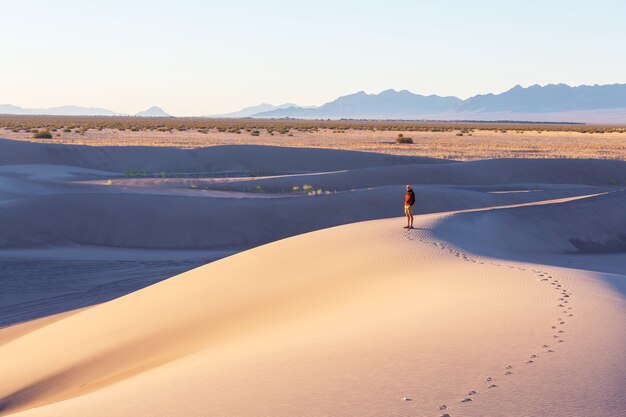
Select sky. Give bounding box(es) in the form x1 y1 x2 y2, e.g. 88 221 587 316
2 0 625 116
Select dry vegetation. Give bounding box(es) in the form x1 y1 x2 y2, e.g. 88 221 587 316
2 115 626 160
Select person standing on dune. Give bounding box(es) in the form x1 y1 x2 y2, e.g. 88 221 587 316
404 185 415 229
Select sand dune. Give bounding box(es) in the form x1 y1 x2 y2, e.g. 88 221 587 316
1 139 625 416
1 136 622 250
0 138 433 173
1 195 625 417
1 137 624 328
206 157 626 192
0 184 603 250
434 190 626 254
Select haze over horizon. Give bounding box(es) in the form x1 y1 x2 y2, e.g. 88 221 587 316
3 0 626 116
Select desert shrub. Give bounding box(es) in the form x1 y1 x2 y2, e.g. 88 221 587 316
251 130 260 136
396 134 413 144
33 130 52 139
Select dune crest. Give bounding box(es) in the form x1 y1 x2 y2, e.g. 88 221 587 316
1 195 625 417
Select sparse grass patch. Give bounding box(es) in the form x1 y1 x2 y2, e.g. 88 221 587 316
33 130 52 139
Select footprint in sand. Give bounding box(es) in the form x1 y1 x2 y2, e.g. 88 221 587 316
467 390 477 396
547 349 555 353
484 377 493 383
505 371 513 375
488 384 498 389
527 360 535 364
439 404 447 410
506 365 513 369
461 398 473 403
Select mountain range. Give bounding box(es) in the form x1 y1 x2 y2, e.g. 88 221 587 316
0 105 171 117
253 90 462 119
2 84 626 122
135 106 171 117
209 103 299 118
249 84 626 122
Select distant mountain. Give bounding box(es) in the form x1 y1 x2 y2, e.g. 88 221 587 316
456 83 626 113
0 104 119 116
254 90 462 119
3 83 626 121
211 103 303 118
250 84 626 122
135 106 171 117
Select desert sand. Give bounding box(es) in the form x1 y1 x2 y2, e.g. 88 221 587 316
0 137 625 416
3 124 626 160
1 195 625 417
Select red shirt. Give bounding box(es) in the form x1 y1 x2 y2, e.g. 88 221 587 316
405 190 415 207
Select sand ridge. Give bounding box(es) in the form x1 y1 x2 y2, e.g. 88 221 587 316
5 138 622 328
1 194 624 417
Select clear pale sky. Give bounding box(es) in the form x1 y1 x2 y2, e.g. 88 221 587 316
3 0 625 116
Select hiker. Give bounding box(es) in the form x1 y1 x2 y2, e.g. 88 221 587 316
404 185 415 229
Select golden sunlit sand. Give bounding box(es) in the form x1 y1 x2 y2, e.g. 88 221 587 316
0 137 624 417
4 2 626 416
1 195 625 417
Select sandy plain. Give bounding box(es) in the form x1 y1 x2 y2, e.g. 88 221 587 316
2 125 626 160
